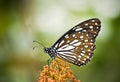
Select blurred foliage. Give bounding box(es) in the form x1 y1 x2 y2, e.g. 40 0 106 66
0 0 120 82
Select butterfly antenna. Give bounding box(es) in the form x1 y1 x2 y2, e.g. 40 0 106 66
33 40 45 50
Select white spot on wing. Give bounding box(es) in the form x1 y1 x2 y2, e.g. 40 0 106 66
75 36 77 38
80 36 83 39
70 40 78 44
89 26 93 29
95 23 98 25
90 40 93 42
91 46 93 48
78 32 81 33
65 46 74 50
90 42 93 45
85 23 88 26
88 53 91 55
82 51 86 53
65 34 69 38
82 61 85 63
72 34 76 37
95 31 97 34
94 35 96 37
81 53 84 56
88 49 91 52
73 42 81 46
75 27 83 31
78 55 81 58
54 43 59 49
96 27 99 29
84 39 88 42
66 40 70 43
92 20 95 22
87 56 90 59
78 59 80 61
83 58 86 61
83 30 86 32
78 63 81 65
81 48 83 50
84 45 88 48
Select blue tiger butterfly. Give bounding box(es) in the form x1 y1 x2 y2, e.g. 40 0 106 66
38 18 101 66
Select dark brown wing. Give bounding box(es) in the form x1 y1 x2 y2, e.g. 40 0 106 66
52 18 101 66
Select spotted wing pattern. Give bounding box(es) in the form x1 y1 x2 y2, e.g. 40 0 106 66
52 18 101 66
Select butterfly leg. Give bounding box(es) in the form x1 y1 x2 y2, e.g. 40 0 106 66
47 57 55 67
47 58 51 66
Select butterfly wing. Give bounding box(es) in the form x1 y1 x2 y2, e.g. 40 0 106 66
52 18 101 66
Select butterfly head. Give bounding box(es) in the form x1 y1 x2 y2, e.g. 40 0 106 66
44 47 57 58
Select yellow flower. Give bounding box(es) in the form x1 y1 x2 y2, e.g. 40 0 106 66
36 58 80 82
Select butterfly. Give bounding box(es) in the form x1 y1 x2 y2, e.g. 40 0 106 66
43 18 101 66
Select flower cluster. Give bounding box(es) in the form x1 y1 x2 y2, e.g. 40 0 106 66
36 58 80 82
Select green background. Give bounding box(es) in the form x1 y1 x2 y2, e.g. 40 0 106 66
0 0 120 82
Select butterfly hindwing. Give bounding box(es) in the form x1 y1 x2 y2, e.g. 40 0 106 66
52 18 101 66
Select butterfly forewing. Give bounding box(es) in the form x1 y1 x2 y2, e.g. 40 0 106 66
52 18 101 66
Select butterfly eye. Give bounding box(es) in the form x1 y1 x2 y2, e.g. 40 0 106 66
45 18 101 66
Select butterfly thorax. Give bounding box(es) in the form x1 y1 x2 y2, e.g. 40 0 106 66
44 48 57 58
